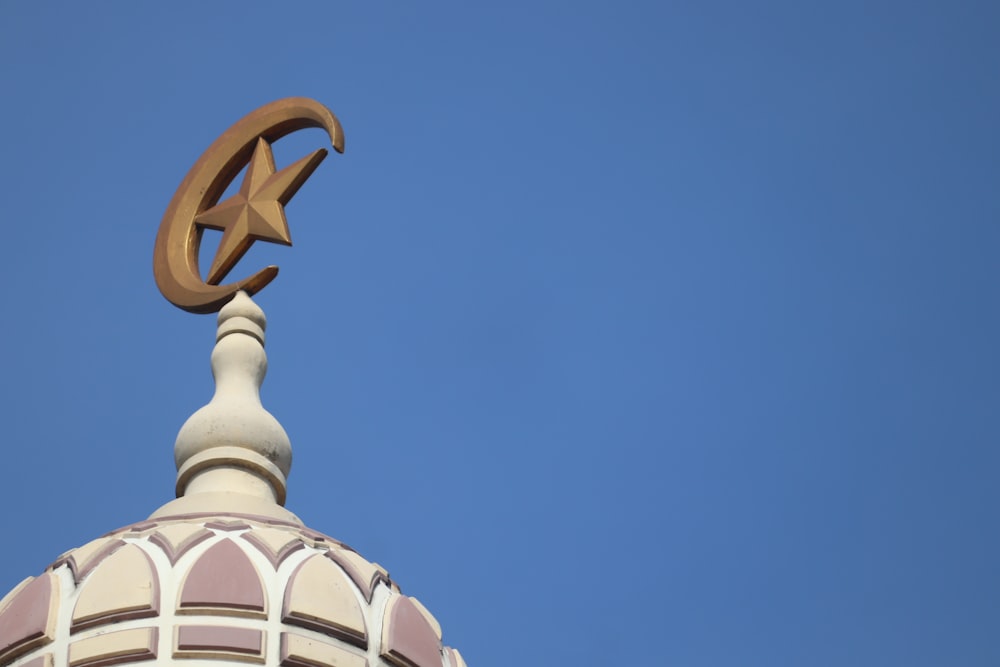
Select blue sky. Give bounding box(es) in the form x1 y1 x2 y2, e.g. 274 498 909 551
1 2 999 665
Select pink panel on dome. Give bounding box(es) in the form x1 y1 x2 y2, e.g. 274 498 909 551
20 655 52 667
380 596 442 667
0 574 56 663
176 625 262 655
179 539 265 614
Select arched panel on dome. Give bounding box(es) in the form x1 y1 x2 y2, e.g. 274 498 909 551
49 537 125 584
173 625 264 663
380 596 443 667
71 544 160 632
279 633 367 667
19 654 53 667
0 573 58 664
67 627 157 667
281 554 367 648
327 548 391 603
407 598 442 643
179 539 266 617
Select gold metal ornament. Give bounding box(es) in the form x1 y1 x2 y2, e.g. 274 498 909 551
154 97 344 314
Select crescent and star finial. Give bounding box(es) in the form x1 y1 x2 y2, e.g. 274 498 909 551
153 97 344 314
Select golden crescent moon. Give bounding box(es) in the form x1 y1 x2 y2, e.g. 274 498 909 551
153 97 344 314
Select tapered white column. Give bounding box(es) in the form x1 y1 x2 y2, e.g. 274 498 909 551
150 291 298 522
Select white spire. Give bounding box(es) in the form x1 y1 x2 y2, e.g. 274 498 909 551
150 291 300 523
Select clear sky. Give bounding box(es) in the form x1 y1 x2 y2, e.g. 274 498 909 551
1 2 998 665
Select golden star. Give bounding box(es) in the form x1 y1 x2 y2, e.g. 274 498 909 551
196 136 327 285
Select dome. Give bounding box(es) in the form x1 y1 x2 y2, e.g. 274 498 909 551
0 515 464 667
0 292 468 667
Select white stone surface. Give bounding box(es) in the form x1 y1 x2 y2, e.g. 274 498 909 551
166 292 293 516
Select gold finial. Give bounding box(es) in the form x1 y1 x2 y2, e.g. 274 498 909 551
153 98 344 314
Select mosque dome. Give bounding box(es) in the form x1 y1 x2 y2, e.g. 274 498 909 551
0 293 468 667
